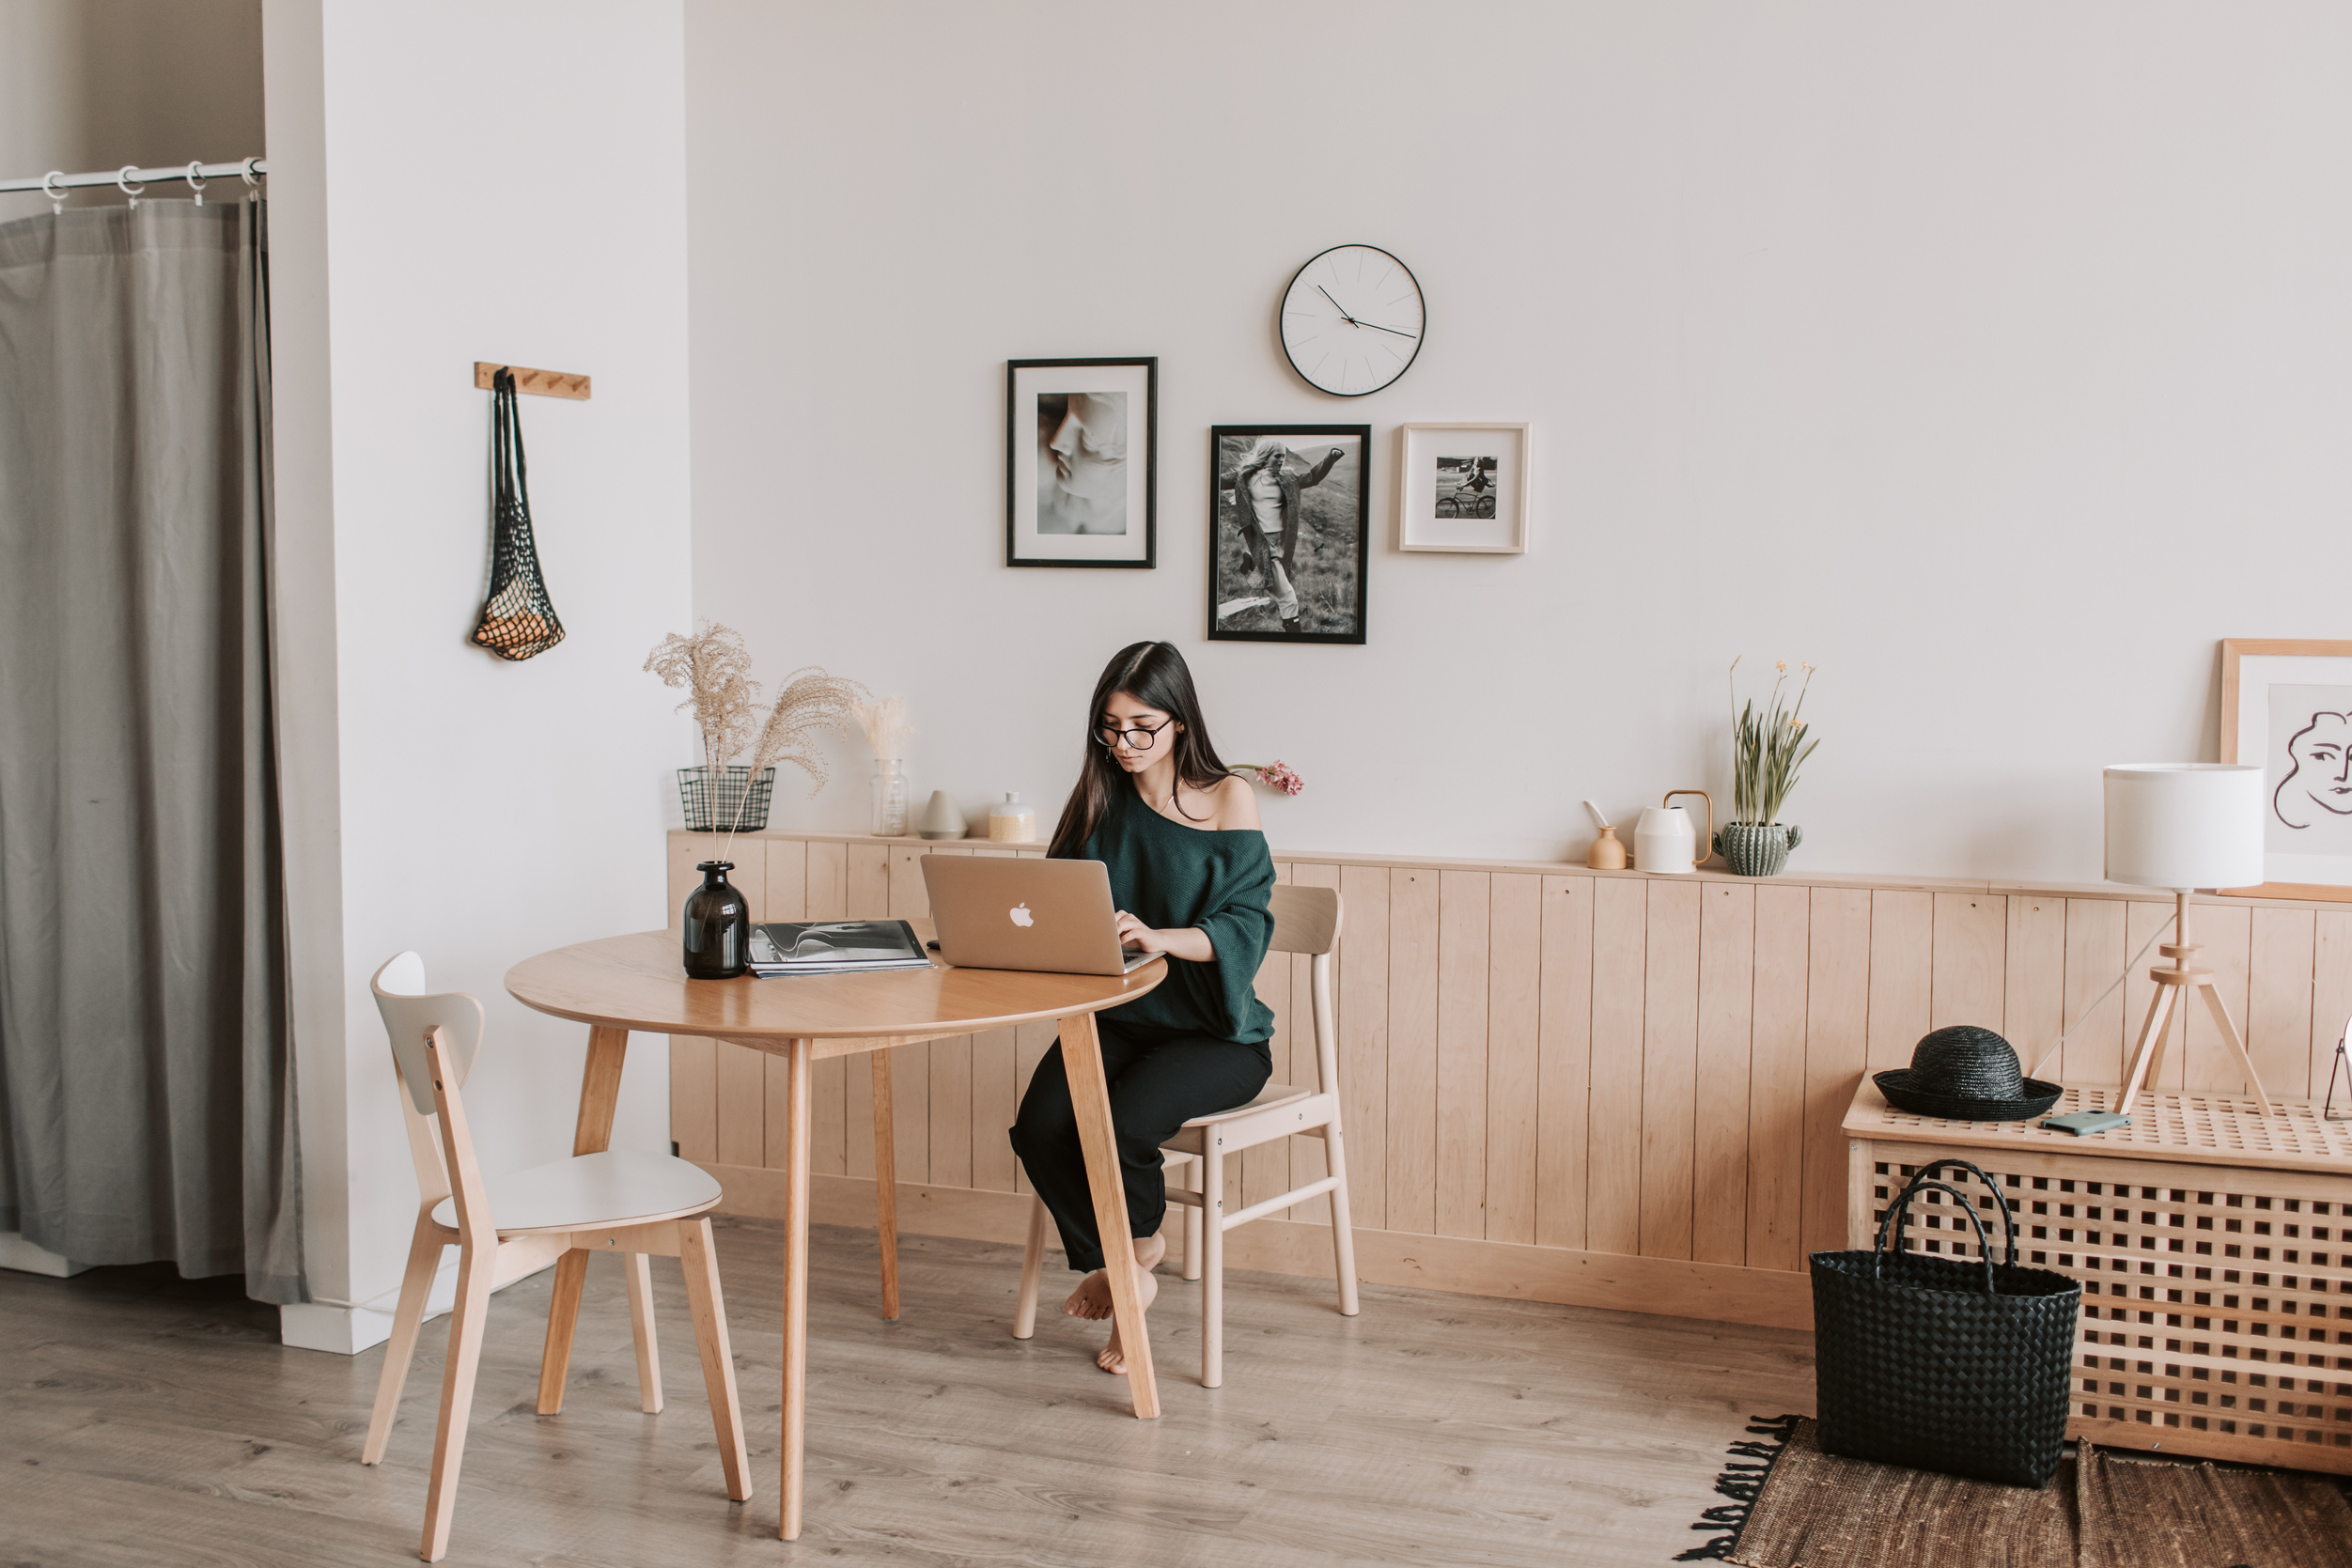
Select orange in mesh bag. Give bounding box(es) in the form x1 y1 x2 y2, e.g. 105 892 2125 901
471 366 566 660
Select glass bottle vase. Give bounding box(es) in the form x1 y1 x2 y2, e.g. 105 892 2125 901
680 860 750 979
872 758 909 836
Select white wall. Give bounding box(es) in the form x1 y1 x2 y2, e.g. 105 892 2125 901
264 0 692 1350
685 1 2352 881
0 0 265 223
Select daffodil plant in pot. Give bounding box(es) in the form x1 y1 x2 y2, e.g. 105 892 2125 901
1717 659 1820 877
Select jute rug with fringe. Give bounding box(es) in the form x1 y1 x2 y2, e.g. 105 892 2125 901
1726 1419 2352 1568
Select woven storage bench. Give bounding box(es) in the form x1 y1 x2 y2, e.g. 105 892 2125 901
1844 1079 2352 1474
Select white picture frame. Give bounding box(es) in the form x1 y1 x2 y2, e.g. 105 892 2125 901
1394 422 1530 554
2220 638 2352 901
1005 358 1156 567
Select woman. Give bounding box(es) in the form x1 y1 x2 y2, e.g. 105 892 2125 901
1008 641 1274 1374
1225 437 1344 633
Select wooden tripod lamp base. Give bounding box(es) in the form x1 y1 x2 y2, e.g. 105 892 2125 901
2117 889 2274 1116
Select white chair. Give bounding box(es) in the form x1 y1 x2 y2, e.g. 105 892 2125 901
361 953 751 1563
1012 884 1360 1387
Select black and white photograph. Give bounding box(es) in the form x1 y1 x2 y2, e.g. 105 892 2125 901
1208 424 1369 644
1005 358 1156 567
1436 456 1500 519
1395 422 1531 553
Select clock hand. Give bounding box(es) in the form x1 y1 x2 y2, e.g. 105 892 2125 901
1356 320 1419 340
1316 284 1360 326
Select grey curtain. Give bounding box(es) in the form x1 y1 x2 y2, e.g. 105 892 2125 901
0 199 302 1304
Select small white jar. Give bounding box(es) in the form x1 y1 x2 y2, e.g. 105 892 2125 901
988 792 1036 843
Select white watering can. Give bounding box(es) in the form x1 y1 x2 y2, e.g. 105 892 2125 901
1634 790 1712 874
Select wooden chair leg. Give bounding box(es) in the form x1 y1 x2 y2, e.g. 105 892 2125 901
1321 1125 1362 1318
871 1051 901 1321
1180 1154 1204 1282
624 1251 663 1413
1202 1138 1225 1389
534 1247 590 1414
1012 1195 1048 1339
418 1242 495 1563
363 1218 446 1465
678 1218 752 1503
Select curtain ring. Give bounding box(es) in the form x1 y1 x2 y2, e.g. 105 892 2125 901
240 157 262 201
117 164 145 209
41 170 68 214
186 161 208 207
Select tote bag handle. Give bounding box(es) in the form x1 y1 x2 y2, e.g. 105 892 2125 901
1868 1157 2028 1296
1877 1156 2018 1265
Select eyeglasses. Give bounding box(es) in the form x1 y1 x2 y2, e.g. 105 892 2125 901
1096 718 1174 751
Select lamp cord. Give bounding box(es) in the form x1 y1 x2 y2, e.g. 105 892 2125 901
2026 919 2174 1080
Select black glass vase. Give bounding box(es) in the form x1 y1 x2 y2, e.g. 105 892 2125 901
681 861 750 979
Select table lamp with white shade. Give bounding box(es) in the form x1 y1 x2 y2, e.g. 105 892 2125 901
2103 764 2274 1115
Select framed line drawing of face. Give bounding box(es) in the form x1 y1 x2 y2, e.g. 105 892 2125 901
2220 638 2352 899
1005 358 1156 567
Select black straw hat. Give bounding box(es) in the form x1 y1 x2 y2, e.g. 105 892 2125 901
1873 1025 2061 1123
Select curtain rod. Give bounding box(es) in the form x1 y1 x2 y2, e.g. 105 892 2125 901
0 158 268 195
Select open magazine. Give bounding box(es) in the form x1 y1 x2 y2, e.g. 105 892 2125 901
746 919 933 977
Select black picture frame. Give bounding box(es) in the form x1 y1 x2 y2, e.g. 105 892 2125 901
1005 357 1157 568
1207 424 1371 644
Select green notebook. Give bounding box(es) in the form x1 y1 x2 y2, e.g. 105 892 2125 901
2041 1110 2129 1136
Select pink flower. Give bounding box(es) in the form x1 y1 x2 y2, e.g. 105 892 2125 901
1238 760 1304 796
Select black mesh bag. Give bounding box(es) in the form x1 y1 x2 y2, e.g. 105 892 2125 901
1811 1157 2080 1487
470 367 566 660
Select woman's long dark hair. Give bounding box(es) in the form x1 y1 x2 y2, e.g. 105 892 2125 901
1049 641 1234 858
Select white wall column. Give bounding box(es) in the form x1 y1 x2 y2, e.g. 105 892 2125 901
262 0 693 1353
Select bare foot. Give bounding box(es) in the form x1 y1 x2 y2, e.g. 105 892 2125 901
1063 1269 1115 1320
1063 1233 1166 1321
1095 1234 1168 1374
1096 1265 1160 1375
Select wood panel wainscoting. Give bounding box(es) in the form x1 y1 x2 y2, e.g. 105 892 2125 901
663 831 2352 1332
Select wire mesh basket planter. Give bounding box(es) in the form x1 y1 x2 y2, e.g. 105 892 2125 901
676 766 775 832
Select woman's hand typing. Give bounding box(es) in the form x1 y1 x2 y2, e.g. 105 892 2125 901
1114 911 1214 963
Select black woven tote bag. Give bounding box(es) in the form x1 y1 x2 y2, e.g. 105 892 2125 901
1811 1157 2080 1487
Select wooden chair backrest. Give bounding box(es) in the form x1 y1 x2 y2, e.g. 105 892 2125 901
1268 884 1342 956
370 952 491 1228
371 952 484 1114
1266 885 1344 1100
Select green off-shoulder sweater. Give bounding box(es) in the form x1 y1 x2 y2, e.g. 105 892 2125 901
1071 782 1277 1047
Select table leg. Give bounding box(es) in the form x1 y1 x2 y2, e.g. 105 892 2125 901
1055 1010 1160 1419
537 1024 630 1414
1846 1139 1876 1250
780 1037 813 1541
870 1051 901 1321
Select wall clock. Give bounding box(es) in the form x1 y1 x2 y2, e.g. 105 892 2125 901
1278 244 1425 397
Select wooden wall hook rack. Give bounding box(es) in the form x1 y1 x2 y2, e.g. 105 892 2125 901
474 362 591 400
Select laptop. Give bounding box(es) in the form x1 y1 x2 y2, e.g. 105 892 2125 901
919 855 1158 976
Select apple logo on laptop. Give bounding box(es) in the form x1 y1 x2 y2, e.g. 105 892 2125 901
1009 903 1033 928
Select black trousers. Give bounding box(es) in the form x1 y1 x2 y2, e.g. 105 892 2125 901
1008 1017 1270 1274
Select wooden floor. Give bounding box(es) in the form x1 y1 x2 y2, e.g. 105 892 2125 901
1 1218 1816 1567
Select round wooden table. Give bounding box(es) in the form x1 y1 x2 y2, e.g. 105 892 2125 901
506 927 1166 1541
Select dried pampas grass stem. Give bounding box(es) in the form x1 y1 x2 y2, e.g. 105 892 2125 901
733 668 871 828
851 695 915 760
644 621 760 771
